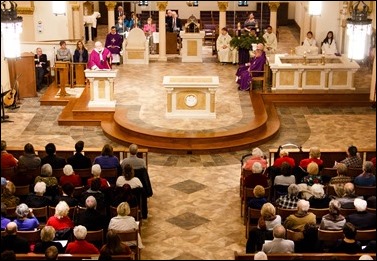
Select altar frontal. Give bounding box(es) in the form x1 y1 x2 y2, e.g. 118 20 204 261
163 76 219 119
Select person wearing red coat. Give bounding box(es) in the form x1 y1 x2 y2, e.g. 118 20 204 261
273 149 295 168
65 225 99 254
59 164 82 187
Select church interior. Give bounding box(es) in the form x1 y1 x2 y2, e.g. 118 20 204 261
0 1 376 260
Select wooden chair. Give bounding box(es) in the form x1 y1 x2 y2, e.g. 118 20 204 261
286 229 304 241
75 205 87 217
325 185 337 197
1 166 17 181
242 186 271 222
339 208 357 217
246 207 260 239
14 185 31 197
31 206 49 224
85 229 104 249
110 205 118 218
249 62 269 92
52 168 65 180
74 168 92 183
114 229 140 260
347 168 363 179
17 229 41 244
321 168 338 178
100 168 118 184
355 229 376 241
277 207 297 221
72 186 86 199
43 60 52 86
309 208 329 224
354 185 376 198
318 228 343 250
6 206 17 219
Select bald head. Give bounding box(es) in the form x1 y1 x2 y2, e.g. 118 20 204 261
273 224 286 239
6 222 17 235
94 41 103 52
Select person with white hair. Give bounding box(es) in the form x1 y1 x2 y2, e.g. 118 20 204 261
272 149 295 168
14 203 39 231
243 162 269 188
336 182 362 209
65 225 100 254
25 181 53 208
308 183 331 208
243 147 268 170
283 199 316 232
46 201 74 234
87 41 112 70
261 224 294 253
254 251 268 260
59 164 82 187
347 198 376 230
87 164 110 189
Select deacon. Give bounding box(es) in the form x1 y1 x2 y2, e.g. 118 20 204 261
105 26 123 65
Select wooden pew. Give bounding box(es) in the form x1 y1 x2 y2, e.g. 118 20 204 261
268 148 376 168
6 146 149 169
234 251 376 260
15 253 134 260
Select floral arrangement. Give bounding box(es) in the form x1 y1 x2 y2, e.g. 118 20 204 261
230 31 266 50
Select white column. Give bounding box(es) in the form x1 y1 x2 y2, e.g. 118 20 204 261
268 2 280 34
105 1 117 32
217 2 228 33
71 4 81 41
157 2 168 62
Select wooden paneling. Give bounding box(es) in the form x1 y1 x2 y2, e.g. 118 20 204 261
8 53 37 99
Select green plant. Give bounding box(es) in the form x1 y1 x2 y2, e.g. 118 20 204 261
230 32 266 50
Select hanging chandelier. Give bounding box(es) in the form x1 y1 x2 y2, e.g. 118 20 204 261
346 1 372 60
1 1 23 58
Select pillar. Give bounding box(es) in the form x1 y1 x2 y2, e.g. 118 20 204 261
157 2 168 62
370 56 376 102
217 2 228 33
71 3 81 41
105 1 117 32
268 2 280 33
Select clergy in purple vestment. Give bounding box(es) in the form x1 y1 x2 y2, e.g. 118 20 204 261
105 26 123 64
235 49 266 91
87 41 112 70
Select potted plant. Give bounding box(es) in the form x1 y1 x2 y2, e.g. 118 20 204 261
230 31 266 64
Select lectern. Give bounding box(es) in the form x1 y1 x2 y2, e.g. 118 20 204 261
84 69 118 107
55 62 71 96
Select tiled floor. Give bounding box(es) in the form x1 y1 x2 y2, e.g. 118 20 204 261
1 25 376 260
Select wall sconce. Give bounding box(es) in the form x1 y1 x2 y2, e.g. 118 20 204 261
346 1 372 60
308 1 322 16
52 1 66 16
138 1 148 6
308 1 321 32
1 1 23 59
